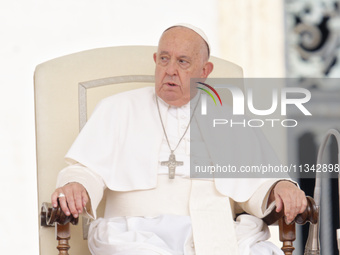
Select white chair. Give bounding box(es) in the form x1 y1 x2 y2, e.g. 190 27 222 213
35 45 316 255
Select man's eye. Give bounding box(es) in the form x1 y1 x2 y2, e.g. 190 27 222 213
160 56 169 62
179 59 189 66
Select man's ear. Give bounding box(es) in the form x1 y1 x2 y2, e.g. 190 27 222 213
202 62 214 78
153 53 157 63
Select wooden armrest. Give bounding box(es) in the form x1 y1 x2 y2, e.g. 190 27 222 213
41 200 78 227
41 200 79 255
263 196 318 225
263 196 319 255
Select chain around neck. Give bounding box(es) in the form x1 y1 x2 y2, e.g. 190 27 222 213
155 94 200 154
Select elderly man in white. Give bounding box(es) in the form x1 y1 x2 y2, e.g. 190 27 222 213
51 24 307 255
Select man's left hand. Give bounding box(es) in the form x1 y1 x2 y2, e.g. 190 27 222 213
270 181 307 224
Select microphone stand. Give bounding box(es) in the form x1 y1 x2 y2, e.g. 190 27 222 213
304 129 340 255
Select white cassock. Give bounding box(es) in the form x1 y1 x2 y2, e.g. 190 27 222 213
56 87 284 255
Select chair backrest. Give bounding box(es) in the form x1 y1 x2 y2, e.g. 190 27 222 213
35 45 243 254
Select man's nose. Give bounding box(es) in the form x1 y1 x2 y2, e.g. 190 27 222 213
165 60 178 76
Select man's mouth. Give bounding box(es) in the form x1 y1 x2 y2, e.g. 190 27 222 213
166 82 178 87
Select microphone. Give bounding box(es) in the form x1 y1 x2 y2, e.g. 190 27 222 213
304 129 340 255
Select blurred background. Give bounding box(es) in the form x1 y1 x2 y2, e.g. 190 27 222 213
1 0 340 254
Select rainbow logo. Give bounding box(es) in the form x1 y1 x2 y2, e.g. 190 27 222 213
196 82 222 106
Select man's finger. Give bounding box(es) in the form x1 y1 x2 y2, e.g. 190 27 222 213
51 191 59 208
286 197 296 223
74 190 84 214
58 194 71 216
66 192 79 218
298 193 308 214
275 194 283 213
82 189 89 208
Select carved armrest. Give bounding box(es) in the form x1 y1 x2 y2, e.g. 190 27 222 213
263 196 319 255
41 200 79 255
41 201 79 227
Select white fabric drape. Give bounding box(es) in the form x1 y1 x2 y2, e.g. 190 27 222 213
235 214 284 255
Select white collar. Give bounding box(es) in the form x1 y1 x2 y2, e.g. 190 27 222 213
155 90 201 116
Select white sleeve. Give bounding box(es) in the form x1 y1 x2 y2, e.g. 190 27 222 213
56 163 106 219
236 179 279 218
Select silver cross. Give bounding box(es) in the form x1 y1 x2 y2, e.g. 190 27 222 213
161 152 183 179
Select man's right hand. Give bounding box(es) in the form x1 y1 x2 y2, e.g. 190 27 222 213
51 182 89 218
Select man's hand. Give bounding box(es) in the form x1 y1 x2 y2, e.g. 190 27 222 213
51 182 89 218
269 181 307 224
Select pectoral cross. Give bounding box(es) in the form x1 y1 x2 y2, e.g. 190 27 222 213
161 151 183 179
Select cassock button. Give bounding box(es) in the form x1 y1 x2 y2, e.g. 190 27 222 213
181 124 187 129
181 115 186 119
191 242 195 248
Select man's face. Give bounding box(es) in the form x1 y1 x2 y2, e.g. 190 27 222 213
153 27 213 107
